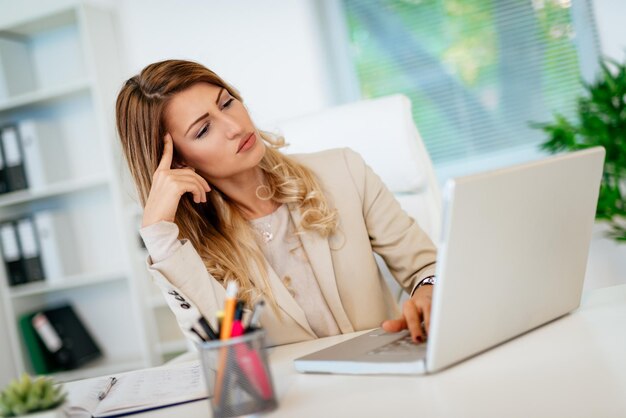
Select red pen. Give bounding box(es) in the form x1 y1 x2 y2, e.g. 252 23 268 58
231 301 245 337
230 301 272 399
231 339 272 399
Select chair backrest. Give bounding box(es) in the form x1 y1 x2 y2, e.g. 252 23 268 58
273 94 442 243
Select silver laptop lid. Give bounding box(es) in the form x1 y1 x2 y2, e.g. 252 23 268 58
426 147 605 373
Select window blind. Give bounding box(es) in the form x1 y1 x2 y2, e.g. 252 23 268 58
340 0 600 165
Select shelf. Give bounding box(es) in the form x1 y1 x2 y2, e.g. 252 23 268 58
8 270 126 298
0 78 91 113
0 4 159 383
49 357 145 383
156 339 189 355
0 175 109 208
0 8 76 35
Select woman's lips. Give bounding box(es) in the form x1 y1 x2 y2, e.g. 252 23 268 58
237 133 256 153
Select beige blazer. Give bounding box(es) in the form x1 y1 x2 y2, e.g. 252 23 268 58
146 148 437 346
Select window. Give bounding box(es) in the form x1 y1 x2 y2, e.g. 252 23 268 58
339 0 600 173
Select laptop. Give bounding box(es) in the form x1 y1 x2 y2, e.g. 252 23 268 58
294 147 605 375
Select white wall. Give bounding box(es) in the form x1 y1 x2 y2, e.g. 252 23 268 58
101 0 334 127
0 0 334 127
593 0 626 62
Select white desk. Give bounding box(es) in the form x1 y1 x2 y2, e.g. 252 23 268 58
66 284 626 418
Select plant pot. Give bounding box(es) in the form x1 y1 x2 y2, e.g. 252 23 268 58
15 404 67 418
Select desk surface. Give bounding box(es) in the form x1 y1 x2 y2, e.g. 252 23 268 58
66 284 626 418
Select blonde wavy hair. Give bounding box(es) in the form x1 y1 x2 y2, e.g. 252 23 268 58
115 59 337 309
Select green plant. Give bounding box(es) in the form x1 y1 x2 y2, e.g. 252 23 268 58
533 58 626 241
0 374 66 417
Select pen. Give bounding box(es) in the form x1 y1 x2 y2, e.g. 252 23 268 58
228 300 272 401
246 300 265 332
234 346 273 400
216 310 224 336
231 301 245 337
235 300 244 321
98 376 117 400
220 281 238 340
190 326 207 342
215 281 239 405
199 316 218 340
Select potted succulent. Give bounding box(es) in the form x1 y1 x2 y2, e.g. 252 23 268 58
0 374 67 418
533 58 626 242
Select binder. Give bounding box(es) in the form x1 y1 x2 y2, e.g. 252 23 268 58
34 210 80 281
0 37 37 99
31 303 102 370
18 119 70 190
16 217 45 283
0 138 8 194
0 125 28 192
18 312 61 375
0 221 26 286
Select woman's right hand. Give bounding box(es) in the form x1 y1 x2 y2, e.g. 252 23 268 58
142 134 211 227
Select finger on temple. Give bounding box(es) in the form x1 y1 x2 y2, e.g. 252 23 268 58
158 133 174 170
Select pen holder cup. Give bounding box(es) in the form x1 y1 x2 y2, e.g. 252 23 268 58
197 330 278 418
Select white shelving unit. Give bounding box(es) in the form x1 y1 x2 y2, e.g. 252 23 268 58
127 205 187 364
0 2 173 383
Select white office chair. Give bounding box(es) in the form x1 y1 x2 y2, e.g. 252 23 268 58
272 94 442 302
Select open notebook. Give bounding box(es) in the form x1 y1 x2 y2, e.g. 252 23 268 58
66 361 208 417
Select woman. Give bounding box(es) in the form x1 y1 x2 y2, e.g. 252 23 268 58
115 59 437 346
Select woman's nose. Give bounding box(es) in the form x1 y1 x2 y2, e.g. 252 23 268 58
221 113 244 140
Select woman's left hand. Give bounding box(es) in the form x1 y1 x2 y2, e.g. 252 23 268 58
381 285 433 343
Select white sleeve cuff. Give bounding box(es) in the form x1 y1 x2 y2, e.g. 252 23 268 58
139 221 183 264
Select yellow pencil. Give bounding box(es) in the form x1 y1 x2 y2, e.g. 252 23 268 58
214 281 238 405
220 282 238 340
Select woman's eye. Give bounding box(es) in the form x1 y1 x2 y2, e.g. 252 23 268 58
194 98 233 139
196 123 210 139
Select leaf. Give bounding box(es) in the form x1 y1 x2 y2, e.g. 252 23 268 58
17 374 31 399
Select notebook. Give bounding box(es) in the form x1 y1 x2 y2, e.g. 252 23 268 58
295 147 605 375
66 361 207 417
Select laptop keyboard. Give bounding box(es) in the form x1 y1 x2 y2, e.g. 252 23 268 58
367 335 427 356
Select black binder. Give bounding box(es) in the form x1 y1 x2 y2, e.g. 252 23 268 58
0 124 28 192
0 136 9 194
32 303 103 370
16 217 45 283
0 221 27 286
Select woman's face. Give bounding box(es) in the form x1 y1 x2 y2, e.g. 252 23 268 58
164 82 265 182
